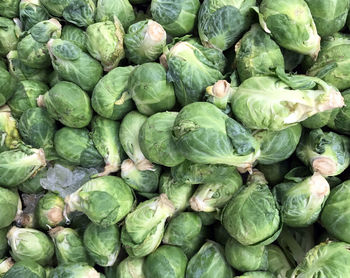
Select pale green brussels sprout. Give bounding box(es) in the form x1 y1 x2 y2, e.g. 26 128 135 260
62 0 96 28
291 241 350 277
48 263 103 278
257 161 290 186
0 0 19 18
0 187 19 228
39 81 92 128
144 245 187 278
121 194 175 257
39 0 69 16
92 66 134 120
0 228 9 257
151 0 200 36
47 39 103 92
0 147 46 188
0 18 20 57
186 241 233 278
198 0 256 51
19 0 50 31
235 24 285 81
254 125 302 165
0 258 14 277
301 110 332 129
35 192 65 230
140 112 185 167
266 245 292 278
163 39 226 106
17 19 62 69
128 63 175 115
225 238 268 272
61 25 87 52
235 272 275 278
86 20 124 71
7 226 54 266
65 176 134 227
0 66 17 107
0 106 20 153
296 129 350 176
125 20 166 64
114 257 145 278
327 89 350 134
173 102 260 170
83 223 120 267
257 0 320 58
3 260 44 278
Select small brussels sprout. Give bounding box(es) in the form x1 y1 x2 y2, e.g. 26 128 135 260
0 228 9 257
61 25 87 51
115 257 145 278
0 187 19 229
327 89 350 134
0 67 17 107
125 20 166 64
257 161 290 186
151 0 200 37
205 80 234 112
7 226 54 266
92 66 134 120
0 0 19 18
19 0 50 31
296 129 350 176
0 106 20 153
236 271 276 278
62 0 96 28
0 18 20 57
3 260 45 278
0 258 14 277
186 241 233 278
266 245 292 278
65 176 134 227
47 39 103 92
47 263 102 278
39 0 69 16
83 223 120 267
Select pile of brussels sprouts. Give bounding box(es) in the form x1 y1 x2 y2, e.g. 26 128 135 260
1 0 350 277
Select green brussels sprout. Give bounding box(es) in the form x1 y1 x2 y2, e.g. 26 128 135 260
257 0 320 58
7 226 54 266
0 147 46 188
296 129 350 176
327 89 350 135
301 110 332 129
92 66 134 120
0 0 19 18
83 223 120 267
19 0 50 31
186 241 233 278
144 245 187 278
49 227 89 265
139 112 185 167
254 125 302 165
164 39 226 106
61 25 87 52
47 39 103 92
235 24 285 81
222 171 281 246
0 66 17 107
95 0 135 29
0 17 20 57
0 187 19 229
266 245 292 278
86 20 124 71
48 263 103 278
151 0 200 37
3 260 44 278
235 271 276 278
0 228 9 257
121 194 175 257
65 176 134 227
35 192 65 230
0 106 20 153
39 0 69 16
225 238 268 272
129 63 175 115
17 19 62 69
205 80 234 112
0 258 14 277
198 0 256 51
173 102 260 170
62 0 96 28
114 257 145 278
291 241 350 277
257 161 290 186
125 20 166 64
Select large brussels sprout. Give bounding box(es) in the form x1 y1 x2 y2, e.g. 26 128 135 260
0 0 19 18
7 226 54 266
47 39 103 92
266 245 292 278
48 263 102 278
125 20 166 64
0 18 20 57
39 0 70 16
3 260 45 278
83 223 120 267
173 102 260 170
65 176 134 227
163 39 226 106
114 257 145 278
19 0 50 31
0 187 19 228
61 25 87 52
327 89 350 134
198 0 256 51
257 0 320 58
129 63 175 115
0 258 14 277
39 81 92 128
62 0 96 28
186 241 233 278
296 129 350 176
235 24 285 82
0 106 20 153
0 66 17 107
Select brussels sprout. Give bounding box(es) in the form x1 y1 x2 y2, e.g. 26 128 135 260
17 19 62 69
0 147 46 188
47 39 103 92
164 39 226 106
125 20 166 64
236 272 276 278
225 238 268 272
61 25 87 52
186 241 233 278
0 0 19 18
327 89 350 134
83 223 120 267
0 258 14 277
257 161 290 186
0 18 20 57
0 67 17 107
62 0 96 28
0 188 19 229
144 245 187 278
198 0 256 51
7 226 54 266
3 260 45 278
129 63 175 115
48 263 102 278
151 0 199 36
266 245 292 278
257 0 320 58
65 176 134 227
92 66 134 120
0 228 9 257
235 24 285 81
0 106 20 153
19 0 50 31
301 110 332 129
173 102 260 170
115 257 145 278
39 0 70 16
205 80 234 112
296 129 350 176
